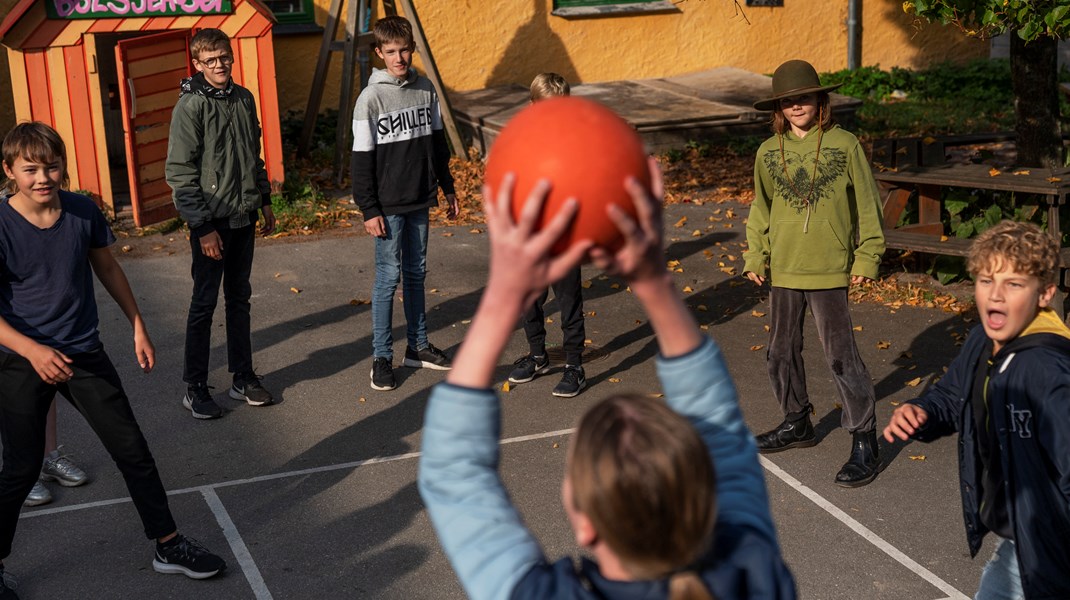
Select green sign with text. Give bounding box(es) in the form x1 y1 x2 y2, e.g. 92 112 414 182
47 0 234 19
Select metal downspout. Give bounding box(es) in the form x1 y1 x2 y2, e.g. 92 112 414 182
847 0 862 69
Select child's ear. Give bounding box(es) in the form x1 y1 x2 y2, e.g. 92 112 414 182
571 511 597 548
1039 282 1058 308
374 46 385 61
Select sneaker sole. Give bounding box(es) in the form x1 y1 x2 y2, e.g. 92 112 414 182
508 365 551 384
369 369 397 391
552 380 587 398
152 560 222 580
39 473 88 487
228 387 274 407
22 495 52 507
756 438 818 455
182 396 223 420
402 358 451 371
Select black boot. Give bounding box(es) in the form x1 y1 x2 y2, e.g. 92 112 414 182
755 415 816 454
835 430 880 488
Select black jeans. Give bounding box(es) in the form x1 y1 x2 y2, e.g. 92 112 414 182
184 224 255 384
767 287 876 432
521 266 586 366
0 348 176 558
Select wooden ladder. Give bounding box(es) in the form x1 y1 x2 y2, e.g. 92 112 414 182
297 0 464 186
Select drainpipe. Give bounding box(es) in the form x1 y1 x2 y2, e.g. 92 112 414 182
847 0 862 69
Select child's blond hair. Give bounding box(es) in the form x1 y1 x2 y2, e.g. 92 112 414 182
967 220 1061 285
190 28 231 61
530 73 570 103
373 16 414 50
2 122 69 194
568 394 715 600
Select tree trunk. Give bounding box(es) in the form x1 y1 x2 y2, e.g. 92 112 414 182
1011 34 1061 168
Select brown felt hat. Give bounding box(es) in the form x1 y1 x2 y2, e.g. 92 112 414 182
753 60 842 111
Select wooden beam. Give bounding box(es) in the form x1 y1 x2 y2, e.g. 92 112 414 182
397 0 464 157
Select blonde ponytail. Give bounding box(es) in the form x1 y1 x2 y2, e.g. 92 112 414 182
668 571 714 600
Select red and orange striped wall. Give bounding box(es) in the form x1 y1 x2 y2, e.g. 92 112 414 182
0 0 283 224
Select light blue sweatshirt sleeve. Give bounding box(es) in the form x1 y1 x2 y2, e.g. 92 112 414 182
418 383 545 600
658 337 779 544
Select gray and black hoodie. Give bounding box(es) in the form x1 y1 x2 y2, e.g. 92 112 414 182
350 67 455 221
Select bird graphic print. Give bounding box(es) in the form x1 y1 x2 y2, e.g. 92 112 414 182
762 146 848 213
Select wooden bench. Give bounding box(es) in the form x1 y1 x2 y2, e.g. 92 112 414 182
874 162 1070 314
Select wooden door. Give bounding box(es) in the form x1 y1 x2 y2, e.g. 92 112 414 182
115 30 191 227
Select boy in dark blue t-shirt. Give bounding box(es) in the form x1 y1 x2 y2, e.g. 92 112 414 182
0 123 226 598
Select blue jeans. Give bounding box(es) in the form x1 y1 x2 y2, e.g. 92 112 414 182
372 209 430 360
975 538 1023 600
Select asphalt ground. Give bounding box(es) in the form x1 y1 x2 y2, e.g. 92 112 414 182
9 200 994 599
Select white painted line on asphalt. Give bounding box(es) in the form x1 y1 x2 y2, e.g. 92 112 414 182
202 487 273 600
759 456 970 600
21 428 577 519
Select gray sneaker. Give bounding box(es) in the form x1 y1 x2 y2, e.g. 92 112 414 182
23 481 52 507
552 365 587 398
40 448 88 487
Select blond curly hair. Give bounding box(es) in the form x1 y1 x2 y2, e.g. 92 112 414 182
967 220 1061 285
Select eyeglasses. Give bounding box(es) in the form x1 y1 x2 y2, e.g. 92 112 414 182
197 55 234 68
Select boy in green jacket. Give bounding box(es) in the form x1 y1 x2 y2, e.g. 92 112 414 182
166 28 276 420
742 59 886 487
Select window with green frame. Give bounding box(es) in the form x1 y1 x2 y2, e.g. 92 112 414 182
552 0 677 16
264 0 315 25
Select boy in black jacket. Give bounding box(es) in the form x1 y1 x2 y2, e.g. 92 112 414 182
351 16 458 392
166 28 276 419
884 220 1070 599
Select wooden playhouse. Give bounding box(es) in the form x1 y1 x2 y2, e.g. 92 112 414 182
0 0 284 226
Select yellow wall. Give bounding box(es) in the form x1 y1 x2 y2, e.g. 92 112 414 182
273 0 986 116
0 0 987 128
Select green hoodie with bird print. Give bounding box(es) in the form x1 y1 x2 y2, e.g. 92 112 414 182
743 125 885 289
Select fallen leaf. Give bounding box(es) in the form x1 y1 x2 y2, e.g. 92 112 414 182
989 167 1001 177
649 393 664 398
290 287 301 294
763 324 770 331
697 305 708 312
586 311 597 317
905 377 923 387
608 378 621 383
584 338 593 344
667 260 681 268
877 340 891 349
611 283 620 289
349 298 370 305
121 245 133 253
461 319 472 324
581 280 593 289
673 217 687 228
751 310 766 318
940 235 949 242
700 324 710 330
750 344 765 351
853 325 863 331
429 288 439 294
469 228 483 234
274 272 282 278
890 401 900 406
1012 169 1030 175
909 455 926 461
552 442 559 449
682 286 694 293
502 381 511 392
1047 176 1062 183
442 232 453 237
358 397 366 403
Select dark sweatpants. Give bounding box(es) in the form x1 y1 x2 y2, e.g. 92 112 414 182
0 348 176 559
521 266 586 366
767 286 876 432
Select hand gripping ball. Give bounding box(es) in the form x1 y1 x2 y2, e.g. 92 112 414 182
484 96 651 255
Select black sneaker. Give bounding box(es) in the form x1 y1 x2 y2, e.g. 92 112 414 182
182 384 223 420
152 535 227 580
402 343 452 370
229 373 275 406
0 565 19 600
508 354 550 384
370 357 397 391
553 365 586 398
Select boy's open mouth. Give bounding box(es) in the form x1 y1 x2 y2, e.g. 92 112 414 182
986 309 1007 329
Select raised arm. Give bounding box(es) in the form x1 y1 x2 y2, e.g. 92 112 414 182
418 176 590 600
591 160 777 542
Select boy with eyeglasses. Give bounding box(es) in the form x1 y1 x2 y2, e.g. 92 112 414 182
166 28 277 419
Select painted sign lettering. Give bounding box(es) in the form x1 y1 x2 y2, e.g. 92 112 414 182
47 0 233 19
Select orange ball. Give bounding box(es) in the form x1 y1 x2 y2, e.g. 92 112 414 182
485 96 650 255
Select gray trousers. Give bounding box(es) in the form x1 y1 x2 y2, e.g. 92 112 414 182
767 287 876 432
